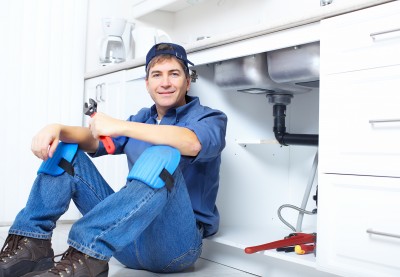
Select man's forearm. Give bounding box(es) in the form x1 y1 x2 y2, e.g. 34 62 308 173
120 121 201 156
59 125 99 153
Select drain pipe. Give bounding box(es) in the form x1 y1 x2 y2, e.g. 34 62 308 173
268 94 318 146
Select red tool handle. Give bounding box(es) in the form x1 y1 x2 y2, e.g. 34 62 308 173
90 113 115 154
244 233 316 254
100 136 116 154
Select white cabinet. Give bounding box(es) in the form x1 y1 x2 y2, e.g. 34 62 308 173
84 71 127 125
319 66 400 177
319 0 400 177
318 2 400 276
124 66 154 112
320 1 400 74
317 174 400 277
130 0 194 18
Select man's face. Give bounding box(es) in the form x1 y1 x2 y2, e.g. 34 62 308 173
146 58 190 117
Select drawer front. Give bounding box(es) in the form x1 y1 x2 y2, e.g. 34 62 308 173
321 1 400 74
319 65 400 177
317 174 400 277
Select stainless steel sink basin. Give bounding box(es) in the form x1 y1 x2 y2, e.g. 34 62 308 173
267 42 320 89
214 42 320 94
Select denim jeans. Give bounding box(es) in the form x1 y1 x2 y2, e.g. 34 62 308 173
9 150 203 273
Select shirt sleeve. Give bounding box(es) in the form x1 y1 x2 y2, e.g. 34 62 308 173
185 110 227 162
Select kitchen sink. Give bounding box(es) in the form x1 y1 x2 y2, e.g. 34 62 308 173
214 41 320 94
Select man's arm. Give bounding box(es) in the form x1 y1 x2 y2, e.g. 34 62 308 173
120 121 202 157
31 124 99 160
89 113 202 157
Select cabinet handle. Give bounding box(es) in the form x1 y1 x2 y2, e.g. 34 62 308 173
100 83 106 102
95 84 101 102
366 229 400 239
370 28 400 41
369 119 400 124
95 83 106 102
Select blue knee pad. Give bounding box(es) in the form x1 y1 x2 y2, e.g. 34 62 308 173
37 142 78 176
127 146 181 190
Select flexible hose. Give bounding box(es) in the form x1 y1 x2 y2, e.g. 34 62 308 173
277 151 318 232
296 152 318 231
277 204 316 232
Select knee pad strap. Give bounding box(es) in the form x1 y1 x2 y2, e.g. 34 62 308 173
127 146 180 190
37 142 78 176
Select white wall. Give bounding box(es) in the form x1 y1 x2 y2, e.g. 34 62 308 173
0 0 88 224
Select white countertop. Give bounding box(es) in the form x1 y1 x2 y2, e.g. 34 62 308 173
85 0 393 80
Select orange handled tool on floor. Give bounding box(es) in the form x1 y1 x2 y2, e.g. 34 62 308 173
244 233 316 254
84 98 116 154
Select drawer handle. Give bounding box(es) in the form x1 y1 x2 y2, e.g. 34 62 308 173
369 119 400 124
370 28 400 41
366 229 400 239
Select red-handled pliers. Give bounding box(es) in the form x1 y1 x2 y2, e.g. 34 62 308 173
83 98 116 154
244 233 316 254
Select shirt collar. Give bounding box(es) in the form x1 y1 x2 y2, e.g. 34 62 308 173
150 96 199 124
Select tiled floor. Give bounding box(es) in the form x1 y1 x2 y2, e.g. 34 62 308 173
0 223 258 277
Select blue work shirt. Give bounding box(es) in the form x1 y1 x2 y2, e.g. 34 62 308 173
92 96 227 237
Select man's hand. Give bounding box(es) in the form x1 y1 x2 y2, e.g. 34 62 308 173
89 112 123 139
31 124 61 161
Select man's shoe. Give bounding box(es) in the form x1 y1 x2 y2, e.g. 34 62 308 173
23 247 109 277
0 234 54 277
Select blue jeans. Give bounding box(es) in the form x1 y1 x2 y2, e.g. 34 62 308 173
9 150 203 273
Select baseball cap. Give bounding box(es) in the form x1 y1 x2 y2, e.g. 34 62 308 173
145 43 194 72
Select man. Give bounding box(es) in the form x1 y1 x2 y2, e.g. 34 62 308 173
0 43 227 277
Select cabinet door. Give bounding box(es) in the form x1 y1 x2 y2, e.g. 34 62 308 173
84 71 129 192
124 66 154 114
317 174 400 277
320 1 400 75
84 71 127 125
319 65 400 177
